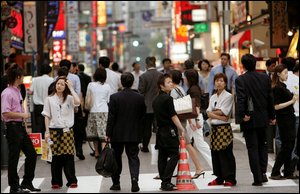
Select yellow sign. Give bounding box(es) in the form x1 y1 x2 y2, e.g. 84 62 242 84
97 1 107 27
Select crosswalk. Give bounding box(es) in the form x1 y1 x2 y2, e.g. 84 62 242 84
2 171 298 193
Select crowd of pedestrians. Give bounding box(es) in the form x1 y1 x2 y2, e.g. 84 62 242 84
1 53 299 193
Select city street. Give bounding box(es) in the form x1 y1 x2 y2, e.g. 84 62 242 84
1 128 299 193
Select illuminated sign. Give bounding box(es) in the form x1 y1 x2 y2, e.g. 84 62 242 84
53 40 63 63
97 1 107 27
24 1 37 53
52 30 65 39
194 23 208 33
175 1 188 42
192 9 207 22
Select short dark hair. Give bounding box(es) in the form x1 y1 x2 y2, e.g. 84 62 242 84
40 64 52 75
293 62 299 73
198 59 210 71
121 72 134 88
57 66 69 77
157 73 172 91
221 52 230 60
93 67 107 84
281 57 296 71
214 73 228 86
184 59 194 70
132 62 139 68
59 59 71 70
71 62 77 67
241 54 256 71
112 62 119 71
78 64 85 72
162 58 171 64
266 59 276 67
170 70 183 85
8 53 16 62
145 56 156 67
99 56 110 68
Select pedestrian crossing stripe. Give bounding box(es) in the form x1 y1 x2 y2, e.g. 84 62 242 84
1 172 298 193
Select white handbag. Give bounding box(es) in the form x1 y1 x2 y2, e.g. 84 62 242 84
173 94 193 114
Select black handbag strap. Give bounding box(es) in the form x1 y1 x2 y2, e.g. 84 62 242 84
174 87 184 98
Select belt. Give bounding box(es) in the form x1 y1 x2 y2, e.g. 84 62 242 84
211 123 231 127
5 121 25 126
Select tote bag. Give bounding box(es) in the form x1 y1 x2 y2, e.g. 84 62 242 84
173 88 198 120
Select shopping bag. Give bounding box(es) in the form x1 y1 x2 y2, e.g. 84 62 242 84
95 142 118 178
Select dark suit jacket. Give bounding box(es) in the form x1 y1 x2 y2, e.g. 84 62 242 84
106 88 146 142
78 72 91 98
235 71 275 131
138 68 162 113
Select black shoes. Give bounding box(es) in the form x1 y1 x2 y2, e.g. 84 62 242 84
110 184 121 191
140 146 149 153
10 187 30 193
160 183 177 191
131 179 140 192
269 175 286 180
252 182 263 186
262 173 268 182
76 152 85 160
21 184 41 192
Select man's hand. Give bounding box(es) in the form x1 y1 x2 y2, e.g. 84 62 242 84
243 115 251 122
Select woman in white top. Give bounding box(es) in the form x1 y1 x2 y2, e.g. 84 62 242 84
170 70 205 179
42 76 81 189
206 73 236 186
85 67 111 158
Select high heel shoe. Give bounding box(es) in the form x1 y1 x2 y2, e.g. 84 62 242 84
192 171 205 179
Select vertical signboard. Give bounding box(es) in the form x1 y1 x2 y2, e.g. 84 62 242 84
23 1 37 53
175 1 188 42
270 1 289 48
97 1 107 27
66 1 79 55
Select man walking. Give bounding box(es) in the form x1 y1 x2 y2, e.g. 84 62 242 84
138 56 162 152
106 72 146 192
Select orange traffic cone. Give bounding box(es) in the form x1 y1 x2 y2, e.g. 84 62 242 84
176 137 197 191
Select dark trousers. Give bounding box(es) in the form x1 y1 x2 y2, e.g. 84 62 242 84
73 106 84 155
266 124 275 153
158 147 179 186
51 154 77 187
271 115 296 177
211 142 236 183
110 142 140 184
142 113 154 149
33 104 45 138
6 122 37 189
244 127 268 183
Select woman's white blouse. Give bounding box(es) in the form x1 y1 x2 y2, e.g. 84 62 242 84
42 94 77 128
206 90 233 125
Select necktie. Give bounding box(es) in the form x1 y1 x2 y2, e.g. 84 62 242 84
223 66 226 74
268 72 271 78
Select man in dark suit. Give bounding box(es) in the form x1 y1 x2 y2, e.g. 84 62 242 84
235 54 276 186
106 72 146 192
138 56 162 152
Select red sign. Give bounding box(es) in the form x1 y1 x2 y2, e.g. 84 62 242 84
175 1 188 42
11 9 23 39
53 40 63 63
29 133 42 154
181 1 201 25
54 1 65 31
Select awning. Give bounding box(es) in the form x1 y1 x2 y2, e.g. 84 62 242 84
230 30 251 48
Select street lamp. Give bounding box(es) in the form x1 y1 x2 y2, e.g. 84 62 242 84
157 42 163 48
132 40 139 47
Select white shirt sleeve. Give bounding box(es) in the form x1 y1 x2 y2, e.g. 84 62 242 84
219 94 233 116
42 97 51 118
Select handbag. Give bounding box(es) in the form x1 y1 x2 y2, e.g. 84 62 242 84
173 88 198 120
95 142 118 178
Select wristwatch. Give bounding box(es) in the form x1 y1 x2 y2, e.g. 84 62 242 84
195 118 200 121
